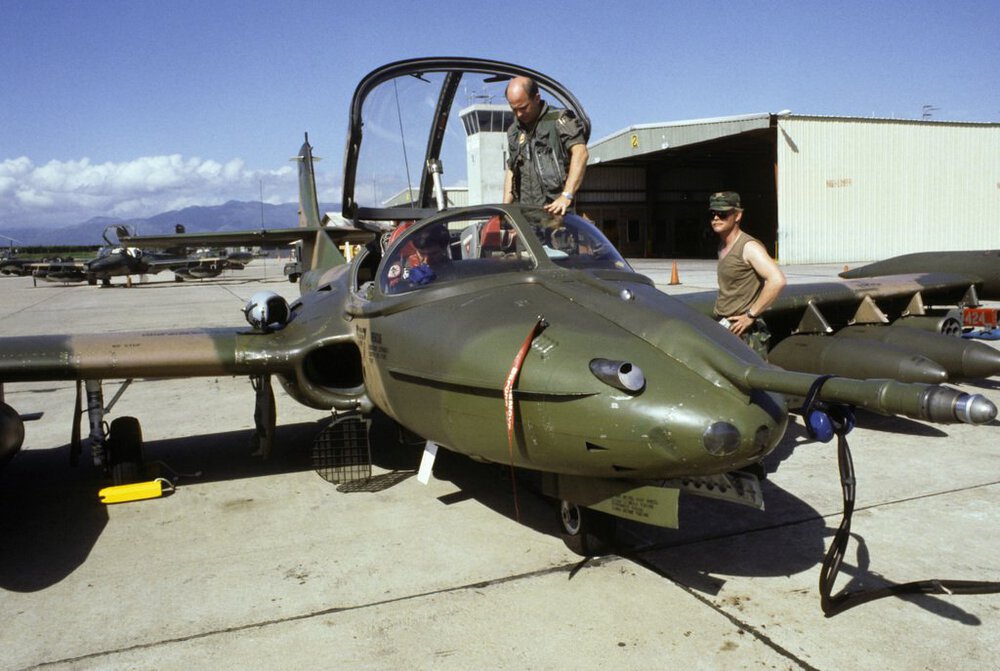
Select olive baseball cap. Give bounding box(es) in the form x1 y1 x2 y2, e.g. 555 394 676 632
709 191 741 211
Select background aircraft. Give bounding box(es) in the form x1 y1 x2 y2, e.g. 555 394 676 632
22 225 254 286
0 58 996 615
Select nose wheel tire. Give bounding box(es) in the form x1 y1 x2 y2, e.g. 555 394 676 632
558 500 617 557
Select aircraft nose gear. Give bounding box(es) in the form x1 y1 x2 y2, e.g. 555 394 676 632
558 499 617 557
84 379 108 467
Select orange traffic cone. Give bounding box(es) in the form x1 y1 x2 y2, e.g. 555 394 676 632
669 261 680 285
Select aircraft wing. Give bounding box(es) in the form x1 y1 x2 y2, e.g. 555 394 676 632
676 265 1000 382
28 259 86 271
840 249 1000 298
122 226 372 252
678 271 982 320
0 328 297 382
27 259 88 282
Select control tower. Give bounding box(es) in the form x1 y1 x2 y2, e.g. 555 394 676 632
459 103 514 205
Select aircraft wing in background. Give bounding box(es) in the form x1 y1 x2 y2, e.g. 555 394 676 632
677 253 1000 383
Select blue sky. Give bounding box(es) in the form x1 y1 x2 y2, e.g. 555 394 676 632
2 0 997 230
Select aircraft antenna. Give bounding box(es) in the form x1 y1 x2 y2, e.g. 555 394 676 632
393 79 414 206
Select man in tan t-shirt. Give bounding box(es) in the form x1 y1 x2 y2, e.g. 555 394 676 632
710 191 786 354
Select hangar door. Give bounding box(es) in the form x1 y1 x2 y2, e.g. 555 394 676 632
580 124 778 259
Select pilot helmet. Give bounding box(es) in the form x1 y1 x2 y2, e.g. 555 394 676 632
243 291 290 332
413 225 450 250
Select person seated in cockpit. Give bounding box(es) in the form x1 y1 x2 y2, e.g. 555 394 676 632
387 224 451 290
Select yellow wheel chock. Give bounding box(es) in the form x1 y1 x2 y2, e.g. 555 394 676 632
99 478 175 504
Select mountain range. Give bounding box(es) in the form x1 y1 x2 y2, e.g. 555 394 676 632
1 200 338 247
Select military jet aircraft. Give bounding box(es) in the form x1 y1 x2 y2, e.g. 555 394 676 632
23 225 254 286
0 58 997 614
89 227 256 285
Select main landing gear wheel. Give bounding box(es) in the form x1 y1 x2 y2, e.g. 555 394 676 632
105 416 144 485
558 500 617 557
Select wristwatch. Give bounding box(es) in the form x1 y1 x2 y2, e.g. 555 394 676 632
746 309 758 320
561 191 574 201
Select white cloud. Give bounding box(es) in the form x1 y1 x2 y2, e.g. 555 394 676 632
0 155 305 228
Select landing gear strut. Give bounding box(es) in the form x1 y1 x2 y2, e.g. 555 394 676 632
250 374 276 457
74 379 144 484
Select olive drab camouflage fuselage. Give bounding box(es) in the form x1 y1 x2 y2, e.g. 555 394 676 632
0 58 998 557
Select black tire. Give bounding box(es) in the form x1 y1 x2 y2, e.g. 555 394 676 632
558 500 617 557
106 416 144 484
110 460 142 486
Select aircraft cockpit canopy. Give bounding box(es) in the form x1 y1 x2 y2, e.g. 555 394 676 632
344 58 590 224
378 208 630 295
380 211 533 295
524 211 630 271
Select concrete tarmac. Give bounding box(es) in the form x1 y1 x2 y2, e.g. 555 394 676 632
1 259 997 670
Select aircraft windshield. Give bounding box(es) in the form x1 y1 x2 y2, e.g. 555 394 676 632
352 70 572 213
380 213 534 295
523 211 631 272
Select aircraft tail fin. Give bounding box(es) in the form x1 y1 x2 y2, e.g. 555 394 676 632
292 133 347 272
294 132 323 229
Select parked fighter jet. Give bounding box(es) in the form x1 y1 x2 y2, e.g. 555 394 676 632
23 225 254 286
0 58 997 614
89 227 258 284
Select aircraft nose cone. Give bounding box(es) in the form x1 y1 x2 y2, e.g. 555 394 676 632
90 258 115 270
646 389 786 473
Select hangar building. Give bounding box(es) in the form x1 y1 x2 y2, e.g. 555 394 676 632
579 114 1000 263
